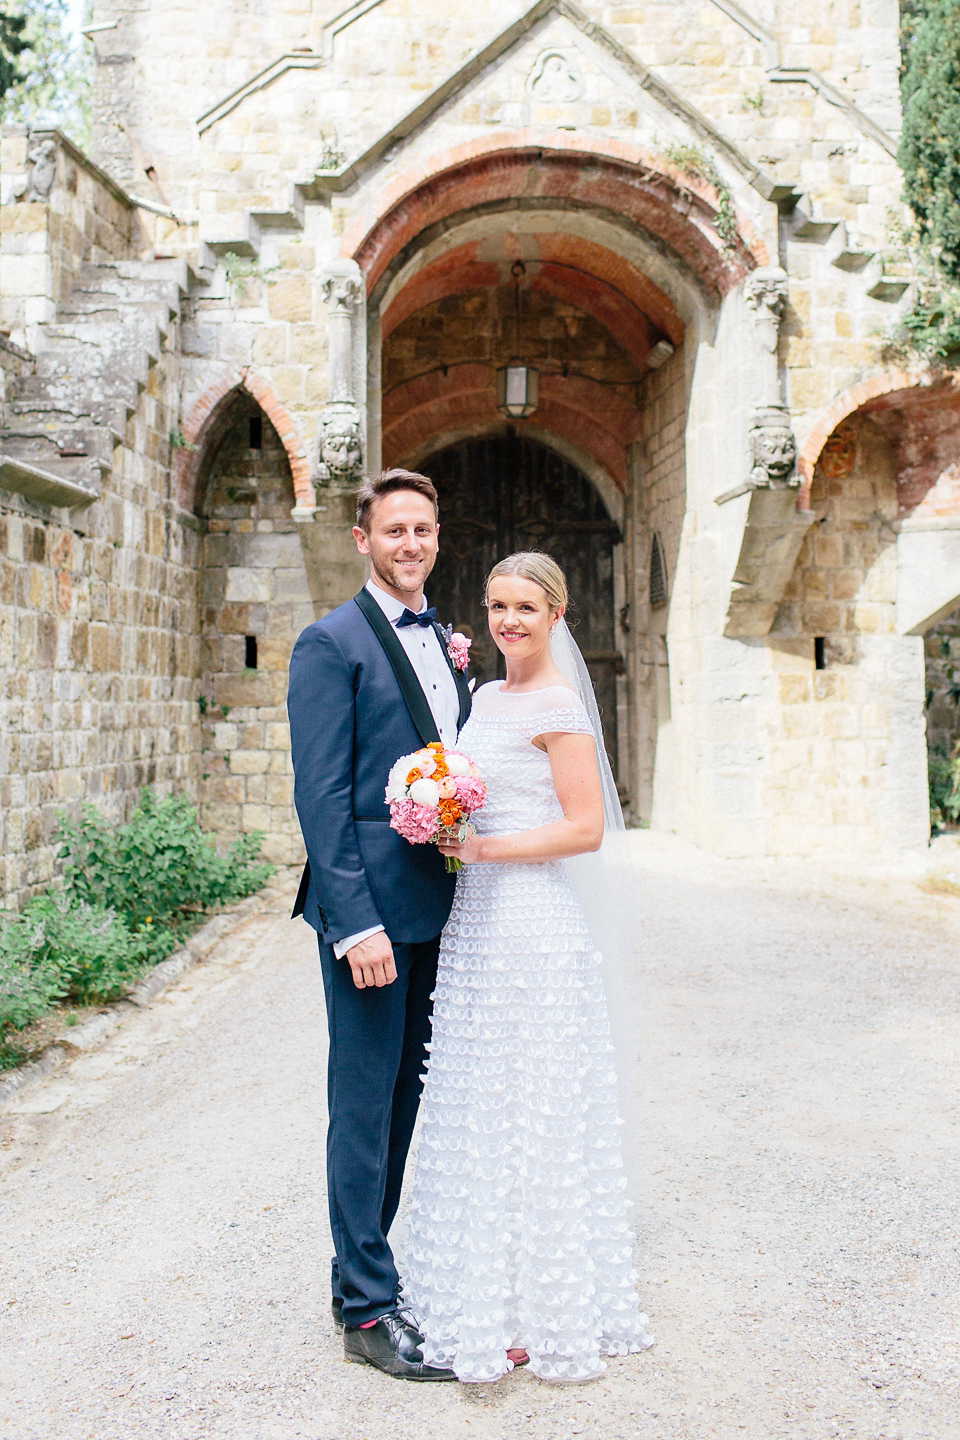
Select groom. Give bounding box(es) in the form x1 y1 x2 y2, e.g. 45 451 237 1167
287 468 470 1381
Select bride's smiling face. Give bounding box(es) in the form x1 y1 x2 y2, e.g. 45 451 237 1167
486 575 564 662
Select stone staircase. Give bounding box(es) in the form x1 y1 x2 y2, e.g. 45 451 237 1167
0 256 190 511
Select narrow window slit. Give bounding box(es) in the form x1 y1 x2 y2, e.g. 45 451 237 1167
245 635 258 670
248 415 262 450
814 637 826 671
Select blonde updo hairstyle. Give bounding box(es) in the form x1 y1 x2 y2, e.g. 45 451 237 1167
484 551 568 612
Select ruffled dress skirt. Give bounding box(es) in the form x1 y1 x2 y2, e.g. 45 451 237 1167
401 856 652 1383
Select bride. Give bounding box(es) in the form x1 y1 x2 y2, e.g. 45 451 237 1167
401 551 653 1384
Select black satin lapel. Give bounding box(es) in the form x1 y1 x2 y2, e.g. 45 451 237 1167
432 621 472 731
353 590 440 747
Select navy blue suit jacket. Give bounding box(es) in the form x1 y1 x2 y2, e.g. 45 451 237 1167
287 590 472 946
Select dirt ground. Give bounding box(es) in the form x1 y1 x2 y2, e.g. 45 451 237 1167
1 833 959 1440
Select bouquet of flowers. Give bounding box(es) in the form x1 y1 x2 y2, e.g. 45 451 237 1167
385 741 486 872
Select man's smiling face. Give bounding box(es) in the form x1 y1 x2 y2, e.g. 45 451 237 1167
353 489 439 605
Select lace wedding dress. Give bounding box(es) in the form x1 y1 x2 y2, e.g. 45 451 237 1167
402 681 653 1384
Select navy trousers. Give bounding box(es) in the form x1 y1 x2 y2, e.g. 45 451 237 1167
318 934 440 1327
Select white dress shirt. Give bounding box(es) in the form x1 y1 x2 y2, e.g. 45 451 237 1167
334 578 462 959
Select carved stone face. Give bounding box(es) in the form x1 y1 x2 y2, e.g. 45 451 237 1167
753 423 797 480
321 420 362 477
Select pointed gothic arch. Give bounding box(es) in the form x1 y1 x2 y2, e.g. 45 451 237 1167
176 368 313 515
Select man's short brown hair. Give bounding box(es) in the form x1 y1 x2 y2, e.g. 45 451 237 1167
356 468 439 532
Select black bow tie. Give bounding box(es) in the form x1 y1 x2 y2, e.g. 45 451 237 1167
396 606 437 628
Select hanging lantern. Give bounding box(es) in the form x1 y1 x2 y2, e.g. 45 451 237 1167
496 363 539 418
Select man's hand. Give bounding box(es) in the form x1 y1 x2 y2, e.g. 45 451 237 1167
345 931 397 989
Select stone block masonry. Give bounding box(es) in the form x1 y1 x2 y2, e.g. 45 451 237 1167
197 393 309 867
1 0 958 891
0 342 201 905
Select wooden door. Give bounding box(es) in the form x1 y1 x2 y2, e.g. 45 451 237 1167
424 432 622 774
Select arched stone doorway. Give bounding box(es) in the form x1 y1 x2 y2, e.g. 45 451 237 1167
196 388 311 864
423 431 622 772
354 139 748 823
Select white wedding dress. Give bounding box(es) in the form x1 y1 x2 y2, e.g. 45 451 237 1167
402 680 653 1383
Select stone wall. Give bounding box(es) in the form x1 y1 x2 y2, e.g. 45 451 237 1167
0 344 200 906
630 347 687 822
766 414 927 854
0 127 142 350
198 394 309 866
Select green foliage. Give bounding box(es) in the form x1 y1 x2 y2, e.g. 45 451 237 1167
57 788 274 933
315 133 346 172
899 0 960 282
0 9 28 99
0 789 273 1065
222 252 280 296
0 923 63 1033
0 0 93 147
663 142 739 249
877 217 960 365
1 894 173 1007
929 744 960 829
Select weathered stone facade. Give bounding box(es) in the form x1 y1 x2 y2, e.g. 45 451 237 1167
3 0 960 904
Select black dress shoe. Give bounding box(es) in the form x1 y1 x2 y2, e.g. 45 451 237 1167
332 1297 344 1333
343 1312 457 1381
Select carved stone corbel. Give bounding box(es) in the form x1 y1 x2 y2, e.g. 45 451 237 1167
720 267 810 638
746 403 799 489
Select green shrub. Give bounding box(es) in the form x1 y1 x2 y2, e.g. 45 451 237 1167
0 929 63 1034
0 790 274 1066
56 788 274 933
930 745 960 830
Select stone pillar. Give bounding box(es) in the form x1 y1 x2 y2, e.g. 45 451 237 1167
292 258 368 615
317 258 366 488
742 267 797 488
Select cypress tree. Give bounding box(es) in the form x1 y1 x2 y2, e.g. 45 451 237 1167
0 8 28 100
899 0 960 279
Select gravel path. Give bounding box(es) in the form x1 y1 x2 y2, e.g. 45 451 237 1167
1 836 959 1440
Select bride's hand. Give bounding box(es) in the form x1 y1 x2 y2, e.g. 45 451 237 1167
438 831 486 865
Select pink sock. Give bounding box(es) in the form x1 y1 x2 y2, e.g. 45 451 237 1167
360 1319 379 1329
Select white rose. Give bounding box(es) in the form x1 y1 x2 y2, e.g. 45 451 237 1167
445 752 471 777
409 777 440 807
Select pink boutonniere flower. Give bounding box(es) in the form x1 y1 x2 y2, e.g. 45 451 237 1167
442 625 471 673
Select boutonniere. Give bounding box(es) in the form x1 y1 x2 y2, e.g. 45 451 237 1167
440 623 471 673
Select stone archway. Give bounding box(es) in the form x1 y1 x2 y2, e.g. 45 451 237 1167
195 388 311 866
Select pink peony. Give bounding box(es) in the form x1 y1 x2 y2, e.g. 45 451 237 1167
453 776 486 813
389 797 440 844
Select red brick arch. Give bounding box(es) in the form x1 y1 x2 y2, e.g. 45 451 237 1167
797 369 960 518
380 236 684 371
343 131 769 303
382 363 640 491
176 368 313 513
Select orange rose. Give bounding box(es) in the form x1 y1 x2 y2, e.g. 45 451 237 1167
406 767 422 784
